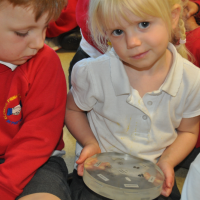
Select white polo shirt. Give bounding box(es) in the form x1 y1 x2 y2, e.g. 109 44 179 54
71 43 200 164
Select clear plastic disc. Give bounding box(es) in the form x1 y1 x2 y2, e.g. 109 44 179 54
83 152 164 200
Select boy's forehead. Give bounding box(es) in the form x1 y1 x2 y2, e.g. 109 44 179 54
0 2 49 28
0 0 50 23
1 0 65 22
0 1 33 14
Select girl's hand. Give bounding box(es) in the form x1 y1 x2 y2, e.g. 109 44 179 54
76 143 101 176
157 160 175 197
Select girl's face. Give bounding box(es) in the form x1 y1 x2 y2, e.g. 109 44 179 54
106 11 170 71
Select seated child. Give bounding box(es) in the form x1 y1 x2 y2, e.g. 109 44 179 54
69 0 200 170
0 0 71 200
65 0 200 200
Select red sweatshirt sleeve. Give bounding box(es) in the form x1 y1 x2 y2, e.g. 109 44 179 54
0 45 67 199
46 0 78 38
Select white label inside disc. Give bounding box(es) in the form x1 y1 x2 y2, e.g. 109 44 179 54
124 184 139 188
148 176 156 183
97 174 109 181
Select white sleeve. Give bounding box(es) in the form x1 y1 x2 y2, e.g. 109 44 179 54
181 153 200 200
183 71 200 118
71 59 97 111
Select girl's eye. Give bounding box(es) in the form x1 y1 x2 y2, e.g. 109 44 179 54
15 32 28 37
138 22 150 29
112 29 123 36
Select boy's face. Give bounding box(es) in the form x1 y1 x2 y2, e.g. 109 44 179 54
0 1 49 65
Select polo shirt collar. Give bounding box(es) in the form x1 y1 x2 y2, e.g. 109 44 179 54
161 43 183 97
0 60 17 71
108 48 131 96
108 43 183 97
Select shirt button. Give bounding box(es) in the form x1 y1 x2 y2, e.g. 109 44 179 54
147 101 153 106
142 115 147 120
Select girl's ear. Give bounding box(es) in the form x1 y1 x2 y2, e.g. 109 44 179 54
171 4 181 29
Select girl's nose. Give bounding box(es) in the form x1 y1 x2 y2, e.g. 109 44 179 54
126 34 141 49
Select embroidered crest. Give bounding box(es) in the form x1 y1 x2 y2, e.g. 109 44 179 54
3 94 22 125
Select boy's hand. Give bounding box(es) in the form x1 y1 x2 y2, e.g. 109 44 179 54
76 143 101 176
185 1 199 18
157 160 174 197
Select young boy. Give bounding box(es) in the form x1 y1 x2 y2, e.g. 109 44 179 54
0 0 71 200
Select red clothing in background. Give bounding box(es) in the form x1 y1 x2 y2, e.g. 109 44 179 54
0 45 67 200
186 27 200 68
76 0 103 52
46 0 78 38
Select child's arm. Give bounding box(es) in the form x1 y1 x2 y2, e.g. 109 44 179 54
157 116 199 197
65 91 101 176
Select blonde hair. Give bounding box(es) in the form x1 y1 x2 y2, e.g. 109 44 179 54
89 0 189 59
0 0 66 21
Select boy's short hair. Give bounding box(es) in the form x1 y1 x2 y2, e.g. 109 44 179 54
0 0 66 21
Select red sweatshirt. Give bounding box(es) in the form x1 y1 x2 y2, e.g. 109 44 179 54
0 44 67 200
46 0 78 38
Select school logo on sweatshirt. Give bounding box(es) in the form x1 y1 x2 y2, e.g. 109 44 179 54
3 94 22 125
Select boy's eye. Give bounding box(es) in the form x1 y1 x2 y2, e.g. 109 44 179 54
138 22 150 29
15 32 28 37
112 29 123 36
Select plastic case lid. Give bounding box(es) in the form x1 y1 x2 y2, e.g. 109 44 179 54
83 152 164 200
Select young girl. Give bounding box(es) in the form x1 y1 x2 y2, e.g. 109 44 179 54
65 0 200 199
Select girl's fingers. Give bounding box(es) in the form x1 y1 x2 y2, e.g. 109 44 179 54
77 163 84 176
